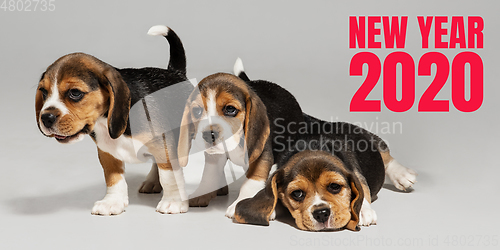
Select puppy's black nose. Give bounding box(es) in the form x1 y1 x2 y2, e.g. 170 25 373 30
41 113 57 129
312 208 331 223
202 130 219 143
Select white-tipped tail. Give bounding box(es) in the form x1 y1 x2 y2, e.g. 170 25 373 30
148 25 170 36
233 57 245 76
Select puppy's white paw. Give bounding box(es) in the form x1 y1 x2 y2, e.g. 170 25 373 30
358 202 377 227
225 201 238 218
91 196 129 216
139 179 162 193
156 199 189 214
269 210 277 221
226 179 266 219
386 160 417 191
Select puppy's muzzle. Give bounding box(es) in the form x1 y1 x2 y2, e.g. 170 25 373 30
41 110 59 129
312 207 331 223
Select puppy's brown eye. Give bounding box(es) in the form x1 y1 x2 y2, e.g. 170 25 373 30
39 88 48 100
327 183 342 194
291 190 305 201
68 89 84 102
223 105 238 117
192 106 203 119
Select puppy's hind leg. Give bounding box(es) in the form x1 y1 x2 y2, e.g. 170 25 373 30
150 134 189 214
381 151 417 191
139 162 162 193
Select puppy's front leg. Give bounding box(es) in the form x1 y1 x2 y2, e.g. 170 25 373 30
189 152 228 207
156 162 189 214
225 149 273 218
92 148 129 216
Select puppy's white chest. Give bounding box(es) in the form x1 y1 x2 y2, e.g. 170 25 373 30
94 118 149 163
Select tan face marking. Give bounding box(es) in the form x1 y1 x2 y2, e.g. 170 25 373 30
215 91 245 135
39 71 69 116
35 53 121 143
188 84 246 152
195 89 245 134
188 93 205 120
42 77 108 137
280 171 353 231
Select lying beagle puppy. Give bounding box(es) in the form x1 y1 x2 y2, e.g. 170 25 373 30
234 113 418 231
35 25 193 215
177 59 305 218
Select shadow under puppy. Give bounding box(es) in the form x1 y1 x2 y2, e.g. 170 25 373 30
234 95 417 231
177 61 305 218
35 25 193 215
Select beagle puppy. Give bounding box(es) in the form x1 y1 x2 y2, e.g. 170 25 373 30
35 25 193 215
234 114 417 231
177 59 305 218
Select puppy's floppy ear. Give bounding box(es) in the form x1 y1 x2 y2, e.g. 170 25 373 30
234 170 282 226
244 90 270 163
101 67 131 139
35 72 46 124
345 173 365 231
177 101 195 167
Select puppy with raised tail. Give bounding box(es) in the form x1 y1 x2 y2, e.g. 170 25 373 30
234 107 418 231
177 59 305 217
35 25 193 215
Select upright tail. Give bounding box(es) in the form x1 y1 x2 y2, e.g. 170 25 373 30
148 25 187 74
233 57 250 81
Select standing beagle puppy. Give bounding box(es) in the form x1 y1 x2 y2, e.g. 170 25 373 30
234 114 417 231
177 60 305 218
35 25 193 215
